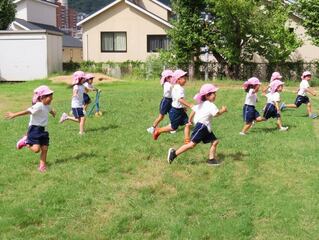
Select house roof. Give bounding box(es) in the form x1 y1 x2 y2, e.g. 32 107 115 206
151 0 171 11
13 18 82 48
13 0 58 7
77 0 173 28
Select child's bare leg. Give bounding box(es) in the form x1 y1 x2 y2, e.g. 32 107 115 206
84 104 88 111
184 123 191 144
79 117 85 134
256 116 265 122
285 104 297 108
39 145 48 167
153 124 174 140
28 144 40 153
276 118 283 129
209 140 219 160
176 142 197 156
241 123 252 134
307 102 312 115
66 116 80 123
152 114 164 128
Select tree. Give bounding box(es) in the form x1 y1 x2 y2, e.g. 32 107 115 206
0 0 16 30
295 0 319 46
167 0 207 78
205 0 300 78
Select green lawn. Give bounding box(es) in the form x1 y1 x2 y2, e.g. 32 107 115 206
0 79 318 239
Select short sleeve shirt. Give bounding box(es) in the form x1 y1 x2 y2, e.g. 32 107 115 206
298 80 310 96
266 92 280 104
172 84 185 108
244 89 257 106
192 101 219 132
163 82 172 98
28 102 51 126
71 85 85 108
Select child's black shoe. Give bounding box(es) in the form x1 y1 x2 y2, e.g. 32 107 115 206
207 159 221 166
167 148 176 164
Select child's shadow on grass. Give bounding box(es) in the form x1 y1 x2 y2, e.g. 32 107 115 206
87 124 119 132
54 152 98 164
219 152 248 162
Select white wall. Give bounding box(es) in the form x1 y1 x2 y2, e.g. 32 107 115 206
15 0 28 20
0 31 62 81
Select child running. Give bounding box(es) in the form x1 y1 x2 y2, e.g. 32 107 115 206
5 86 55 172
59 71 87 135
147 69 174 134
263 80 288 131
281 71 317 118
167 84 227 166
153 69 193 140
83 73 98 112
240 77 265 135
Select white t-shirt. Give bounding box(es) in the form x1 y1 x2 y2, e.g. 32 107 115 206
28 102 51 127
297 80 310 96
163 82 172 98
266 92 280 105
192 101 219 132
71 85 85 108
244 89 257 106
171 84 185 108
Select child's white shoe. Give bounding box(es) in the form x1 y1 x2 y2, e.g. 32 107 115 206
239 132 246 136
59 112 68 123
279 126 288 131
170 130 176 134
147 126 154 134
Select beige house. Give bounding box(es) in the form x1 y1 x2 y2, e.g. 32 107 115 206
77 0 173 62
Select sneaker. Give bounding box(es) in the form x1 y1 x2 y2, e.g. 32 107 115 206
79 131 85 135
170 130 176 134
38 164 47 173
309 113 318 119
153 128 161 140
279 126 288 131
167 148 176 164
280 102 286 111
16 135 27 149
147 126 155 134
239 132 246 136
59 112 68 123
207 159 221 166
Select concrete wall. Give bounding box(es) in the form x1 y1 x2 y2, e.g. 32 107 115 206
63 47 83 62
0 31 62 81
138 0 168 20
81 1 170 62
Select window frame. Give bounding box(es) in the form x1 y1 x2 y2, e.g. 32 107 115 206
101 31 127 53
147 34 170 53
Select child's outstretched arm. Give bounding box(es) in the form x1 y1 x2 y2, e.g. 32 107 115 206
275 102 281 113
306 88 317 96
188 110 195 124
215 106 228 117
5 110 30 119
178 98 193 109
50 109 56 117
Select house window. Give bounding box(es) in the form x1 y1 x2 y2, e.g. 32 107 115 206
147 35 170 52
101 32 127 52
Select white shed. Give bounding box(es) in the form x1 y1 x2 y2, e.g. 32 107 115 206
0 30 63 81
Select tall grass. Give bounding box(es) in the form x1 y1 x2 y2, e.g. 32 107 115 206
0 79 318 239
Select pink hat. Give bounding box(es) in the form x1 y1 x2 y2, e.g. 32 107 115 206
302 71 312 79
85 73 95 80
32 85 54 104
193 84 219 103
72 71 85 85
173 69 187 83
270 80 284 93
160 69 174 85
243 77 261 89
270 72 282 82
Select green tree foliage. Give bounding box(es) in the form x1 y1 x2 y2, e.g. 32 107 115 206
205 0 300 77
167 0 207 71
295 0 319 46
0 0 16 30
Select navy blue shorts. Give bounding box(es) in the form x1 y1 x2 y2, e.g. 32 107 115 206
191 123 217 144
72 108 85 118
26 125 49 146
294 95 309 107
263 103 280 119
243 104 260 123
169 107 189 130
159 97 172 115
83 93 91 105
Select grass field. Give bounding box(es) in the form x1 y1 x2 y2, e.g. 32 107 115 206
0 78 319 239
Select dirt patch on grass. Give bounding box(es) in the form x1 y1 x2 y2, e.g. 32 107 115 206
49 73 119 85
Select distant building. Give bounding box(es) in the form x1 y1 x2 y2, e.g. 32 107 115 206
56 0 78 37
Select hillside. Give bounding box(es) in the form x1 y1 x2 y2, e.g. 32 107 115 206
68 0 113 14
